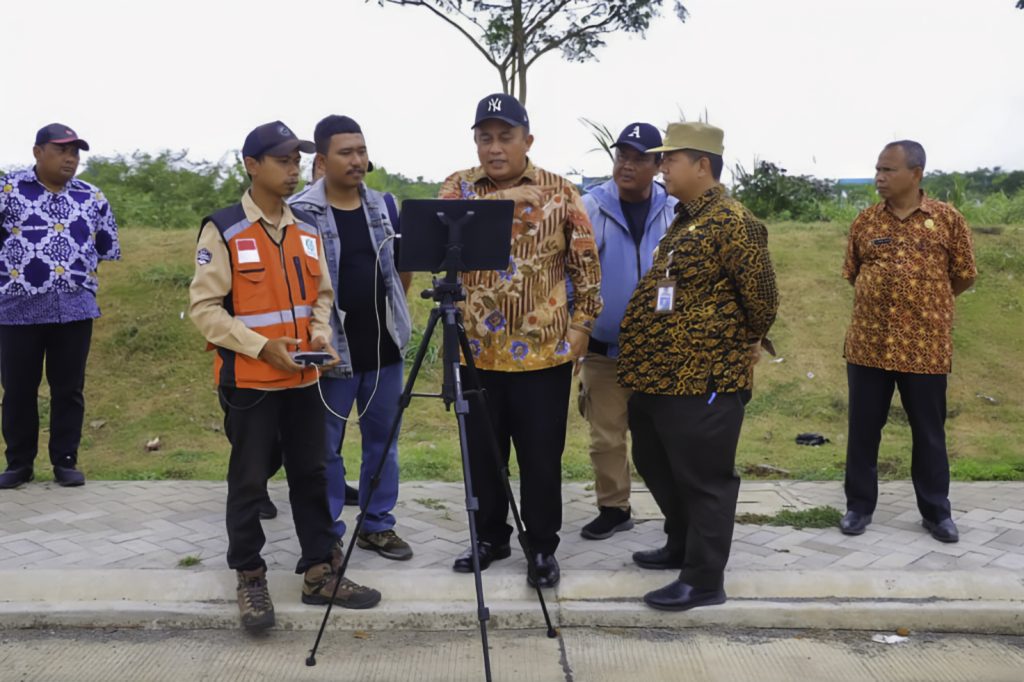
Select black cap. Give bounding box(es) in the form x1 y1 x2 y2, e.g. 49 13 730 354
35 123 90 151
611 123 663 155
242 121 315 159
472 94 529 131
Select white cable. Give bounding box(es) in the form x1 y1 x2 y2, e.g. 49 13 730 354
315 232 396 424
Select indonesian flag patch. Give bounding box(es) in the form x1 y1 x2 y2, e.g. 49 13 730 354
235 238 260 264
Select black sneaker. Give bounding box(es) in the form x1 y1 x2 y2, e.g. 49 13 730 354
580 506 634 540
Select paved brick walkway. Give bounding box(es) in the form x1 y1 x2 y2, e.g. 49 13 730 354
1 480 1022 574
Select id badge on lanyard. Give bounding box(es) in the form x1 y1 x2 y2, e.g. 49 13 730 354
654 250 676 314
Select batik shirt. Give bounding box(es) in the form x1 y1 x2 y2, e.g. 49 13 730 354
438 160 602 372
618 186 779 395
842 194 976 374
0 168 121 324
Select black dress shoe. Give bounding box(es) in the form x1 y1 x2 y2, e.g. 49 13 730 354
839 511 872 536
52 466 85 487
0 467 33 489
923 517 959 544
452 541 512 573
526 553 560 588
643 580 727 612
345 484 359 507
632 546 685 570
258 498 278 520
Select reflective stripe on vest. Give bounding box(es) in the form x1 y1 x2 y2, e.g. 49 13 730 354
235 305 314 329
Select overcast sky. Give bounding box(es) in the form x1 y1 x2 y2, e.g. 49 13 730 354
2 0 1022 183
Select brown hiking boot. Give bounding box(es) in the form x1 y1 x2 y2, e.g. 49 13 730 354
236 567 275 631
330 538 344 572
357 529 414 561
301 563 381 610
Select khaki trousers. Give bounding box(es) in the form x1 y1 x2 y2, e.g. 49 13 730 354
579 352 633 510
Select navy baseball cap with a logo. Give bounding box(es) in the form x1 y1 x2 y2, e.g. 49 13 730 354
472 93 530 131
611 122 663 155
35 123 90 151
242 121 315 159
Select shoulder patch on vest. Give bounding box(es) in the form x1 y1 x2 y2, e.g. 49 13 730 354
300 234 318 258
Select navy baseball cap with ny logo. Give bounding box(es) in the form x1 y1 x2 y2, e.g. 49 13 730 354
242 121 315 159
472 93 530 131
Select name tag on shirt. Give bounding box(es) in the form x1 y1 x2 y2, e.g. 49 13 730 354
654 278 676 314
236 238 260 264
300 235 318 259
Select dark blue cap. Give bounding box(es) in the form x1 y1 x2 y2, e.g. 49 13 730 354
242 121 315 159
612 122 663 154
472 94 529 131
35 123 89 151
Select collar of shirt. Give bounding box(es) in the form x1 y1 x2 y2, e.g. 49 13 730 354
241 189 297 232
464 158 538 188
882 190 937 220
20 166 73 195
675 184 725 221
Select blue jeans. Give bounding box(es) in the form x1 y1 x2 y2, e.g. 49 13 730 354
322 361 403 537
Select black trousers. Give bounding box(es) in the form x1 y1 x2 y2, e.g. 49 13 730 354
464 362 572 556
220 384 335 573
628 390 748 591
0 320 93 471
844 363 951 522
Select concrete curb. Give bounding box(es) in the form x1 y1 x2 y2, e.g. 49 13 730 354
5 568 1022 602
1 599 1021 635
2 568 1021 634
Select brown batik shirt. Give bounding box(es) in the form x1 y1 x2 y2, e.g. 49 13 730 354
438 160 602 372
842 194 977 375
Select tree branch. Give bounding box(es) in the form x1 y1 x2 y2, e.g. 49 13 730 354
382 0 499 66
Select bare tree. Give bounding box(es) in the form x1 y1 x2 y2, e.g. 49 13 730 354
379 1 688 104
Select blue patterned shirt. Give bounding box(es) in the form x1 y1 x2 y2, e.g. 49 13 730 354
0 168 121 324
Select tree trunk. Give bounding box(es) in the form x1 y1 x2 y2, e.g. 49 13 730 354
512 0 527 105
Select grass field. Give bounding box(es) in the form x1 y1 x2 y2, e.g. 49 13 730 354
6 222 1022 482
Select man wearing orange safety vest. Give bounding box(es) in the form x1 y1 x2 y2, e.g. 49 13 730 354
189 121 381 632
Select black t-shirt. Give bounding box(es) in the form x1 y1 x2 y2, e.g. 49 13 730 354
331 205 402 371
620 195 652 246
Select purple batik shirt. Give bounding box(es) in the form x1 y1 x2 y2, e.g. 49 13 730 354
0 168 121 325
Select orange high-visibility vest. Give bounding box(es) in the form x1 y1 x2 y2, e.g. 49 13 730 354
204 204 323 389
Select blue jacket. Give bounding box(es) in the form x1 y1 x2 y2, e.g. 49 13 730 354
288 180 411 379
582 179 676 349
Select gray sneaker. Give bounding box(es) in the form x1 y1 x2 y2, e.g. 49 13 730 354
357 529 414 561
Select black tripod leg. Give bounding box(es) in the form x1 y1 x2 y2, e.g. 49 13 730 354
438 305 495 681
456 325 558 639
306 306 443 667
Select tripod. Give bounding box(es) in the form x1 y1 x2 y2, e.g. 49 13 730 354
306 211 557 681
